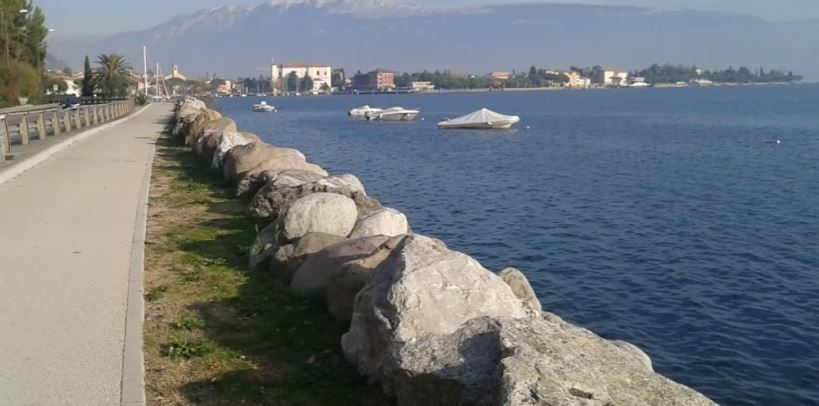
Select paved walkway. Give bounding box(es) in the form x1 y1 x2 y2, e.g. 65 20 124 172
0 103 173 406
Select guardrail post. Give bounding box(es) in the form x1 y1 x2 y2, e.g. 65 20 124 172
84 108 91 127
19 115 30 145
36 113 46 140
64 109 72 132
92 106 98 125
74 109 82 129
109 104 114 120
52 111 61 136
0 115 8 161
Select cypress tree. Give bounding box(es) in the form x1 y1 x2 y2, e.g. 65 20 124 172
81 56 94 97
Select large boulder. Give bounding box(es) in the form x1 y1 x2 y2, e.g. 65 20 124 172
236 169 325 198
195 118 239 160
211 131 259 169
323 236 406 322
289 235 392 298
498 267 542 317
184 110 224 145
248 175 381 220
314 174 367 195
341 234 527 379
222 142 325 184
270 232 347 283
248 222 281 271
281 193 358 240
382 315 716 406
349 208 409 239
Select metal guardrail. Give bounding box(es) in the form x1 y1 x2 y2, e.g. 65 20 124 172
0 99 136 162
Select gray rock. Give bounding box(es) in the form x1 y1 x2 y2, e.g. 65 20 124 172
610 339 654 372
325 267 373 323
248 175 382 220
341 234 527 379
499 267 542 317
236 169 325 198
382 315 716 406
248 222 281 271
270 232 347 284
183 109 222 145
349 207 409 239
315 174 367 195
385 317 503 406
497 314 715 406
289 235 392 298
192 116 235 152
282 193 358 240
211 131 258 169
222 142 325 184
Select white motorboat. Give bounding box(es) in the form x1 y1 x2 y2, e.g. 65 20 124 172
252 101 277 112
348 105 383 117
366 107 420 121
437 108 520 129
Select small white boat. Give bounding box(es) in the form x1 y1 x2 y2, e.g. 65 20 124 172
252 101 277 112
348 105 383 117
437 108 520 129
366 106 420 121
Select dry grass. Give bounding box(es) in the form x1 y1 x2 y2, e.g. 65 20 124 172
144 130 390 405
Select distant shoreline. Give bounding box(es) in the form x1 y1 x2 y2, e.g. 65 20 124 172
326 82 810 97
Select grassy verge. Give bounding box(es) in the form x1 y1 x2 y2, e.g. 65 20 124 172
144 129 389 405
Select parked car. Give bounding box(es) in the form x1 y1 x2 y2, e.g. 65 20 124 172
61 97 81 110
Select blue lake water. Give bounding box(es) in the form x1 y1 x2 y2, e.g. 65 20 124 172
217 85 819 406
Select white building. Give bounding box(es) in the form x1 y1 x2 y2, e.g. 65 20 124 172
594 69 630 86
271 63 332 93
411 81 435 92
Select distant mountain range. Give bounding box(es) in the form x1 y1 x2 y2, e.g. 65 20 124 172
47 0 819 80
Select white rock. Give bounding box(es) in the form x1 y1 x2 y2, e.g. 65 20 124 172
282 193 358 240
349 207 408 239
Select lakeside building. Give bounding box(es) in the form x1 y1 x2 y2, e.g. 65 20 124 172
164 65 187 81
594 69 630 86
490 72 512 81
215 80 233 95
352 70 396 91
560 71 591 88
271 63 333 93
411 81 436 92
543 70 592 88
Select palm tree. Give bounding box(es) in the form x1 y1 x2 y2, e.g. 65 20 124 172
94 54 132 97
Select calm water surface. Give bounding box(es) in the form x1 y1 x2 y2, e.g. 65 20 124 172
217 86 819 405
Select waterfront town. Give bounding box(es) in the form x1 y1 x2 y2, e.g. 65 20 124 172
38 59 804 101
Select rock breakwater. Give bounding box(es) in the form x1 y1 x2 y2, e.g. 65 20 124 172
172 97 718 406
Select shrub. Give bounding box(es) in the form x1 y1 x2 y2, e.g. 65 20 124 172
135 93 148 106
0 60 43 107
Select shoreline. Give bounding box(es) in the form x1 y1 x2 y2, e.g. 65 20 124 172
152 97 719 405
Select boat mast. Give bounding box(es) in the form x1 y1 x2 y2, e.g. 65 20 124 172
142 46 148 97
155 63 160 98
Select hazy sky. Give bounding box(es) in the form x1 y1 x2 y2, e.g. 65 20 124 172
41 0 819 38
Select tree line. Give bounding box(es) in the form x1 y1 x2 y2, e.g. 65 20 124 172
631 64 803 84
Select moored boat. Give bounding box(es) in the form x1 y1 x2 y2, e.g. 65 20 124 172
366 106 420 121
348 105 383 117
437 108 520 129
252 101 277 112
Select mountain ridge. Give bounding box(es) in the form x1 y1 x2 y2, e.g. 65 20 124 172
47 1 819 80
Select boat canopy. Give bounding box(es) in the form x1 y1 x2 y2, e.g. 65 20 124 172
440 108 519 127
